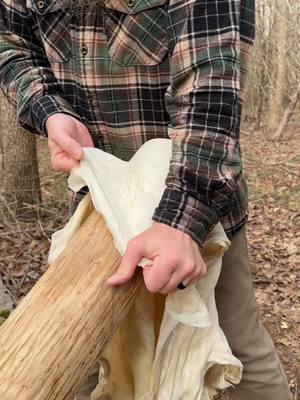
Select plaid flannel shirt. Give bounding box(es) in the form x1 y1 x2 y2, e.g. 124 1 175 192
0 0 255 245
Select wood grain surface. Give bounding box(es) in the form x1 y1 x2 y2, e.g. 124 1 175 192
0 210 143 399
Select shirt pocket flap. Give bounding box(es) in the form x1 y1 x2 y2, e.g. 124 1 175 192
104 0 169 66
105 0 167 14
26 0 71 62
26 0 65 15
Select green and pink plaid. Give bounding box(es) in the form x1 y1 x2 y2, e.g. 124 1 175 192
0 0 255 245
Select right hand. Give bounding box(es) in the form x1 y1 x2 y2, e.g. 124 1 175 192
46 113 94 173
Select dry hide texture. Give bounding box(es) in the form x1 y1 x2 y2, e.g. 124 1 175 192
49 139 242 400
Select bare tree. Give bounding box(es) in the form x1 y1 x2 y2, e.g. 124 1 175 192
0 94 41 218
267 0 288 131
243 0 300 137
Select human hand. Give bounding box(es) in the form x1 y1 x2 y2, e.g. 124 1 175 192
46 113 94 173
107 223 207 294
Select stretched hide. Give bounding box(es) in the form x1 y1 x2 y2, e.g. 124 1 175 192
51 139 242 399
0 139 242 400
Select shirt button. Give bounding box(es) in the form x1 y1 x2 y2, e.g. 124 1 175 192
127 0 135 7
81 46 88 56
37 0 45 8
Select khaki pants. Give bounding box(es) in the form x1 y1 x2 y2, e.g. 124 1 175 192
215 227 292 399
76 227 292 400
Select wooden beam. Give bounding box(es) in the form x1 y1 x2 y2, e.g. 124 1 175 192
0 209 143 400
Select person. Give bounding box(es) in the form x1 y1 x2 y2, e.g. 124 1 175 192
0 0 292 398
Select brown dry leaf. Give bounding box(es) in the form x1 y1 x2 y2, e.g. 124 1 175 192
11 264 28 278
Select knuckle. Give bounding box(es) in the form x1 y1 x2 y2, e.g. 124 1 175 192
145 282 158 293
144 275 160 293
184 261 195 275
167 253 180 267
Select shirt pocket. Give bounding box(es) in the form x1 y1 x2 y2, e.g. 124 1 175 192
27 0 72 63
104 0 169 66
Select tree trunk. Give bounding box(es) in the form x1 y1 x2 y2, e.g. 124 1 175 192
0 95 41 218
267 1 288 131
0 209 144 400
272 84 300 141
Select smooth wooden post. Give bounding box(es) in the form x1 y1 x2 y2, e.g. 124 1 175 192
0 210 144 400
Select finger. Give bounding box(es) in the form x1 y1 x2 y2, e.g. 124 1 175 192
185 275 201 287
185 263 207 287
181 252 207 287
52 132 83 160
181 268 202 287
78 129 95 148
82 137 94 148
143 256 175 293
180 252 201 287
159 255 199 294
191 244 207 277
107 238 144 285
51 153 80 173
159 266 192 294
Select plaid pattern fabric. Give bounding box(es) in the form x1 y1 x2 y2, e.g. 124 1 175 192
0 0 255 245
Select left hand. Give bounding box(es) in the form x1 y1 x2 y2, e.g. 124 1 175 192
46 113 94 173
107 223 207 294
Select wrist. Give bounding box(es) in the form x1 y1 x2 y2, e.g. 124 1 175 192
31 94 81 136
45 113 82 137
153 188 219 246
45 113 64 135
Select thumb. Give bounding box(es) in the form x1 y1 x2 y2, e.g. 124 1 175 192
55 133 83 161
107 238 144 285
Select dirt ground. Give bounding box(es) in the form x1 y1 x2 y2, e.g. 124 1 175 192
0 129 299 398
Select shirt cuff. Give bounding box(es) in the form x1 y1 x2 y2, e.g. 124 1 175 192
31 94 82 136
152 188 219 246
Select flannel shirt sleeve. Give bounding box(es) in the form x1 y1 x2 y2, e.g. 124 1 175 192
0 0 80 135
152 0 255 246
